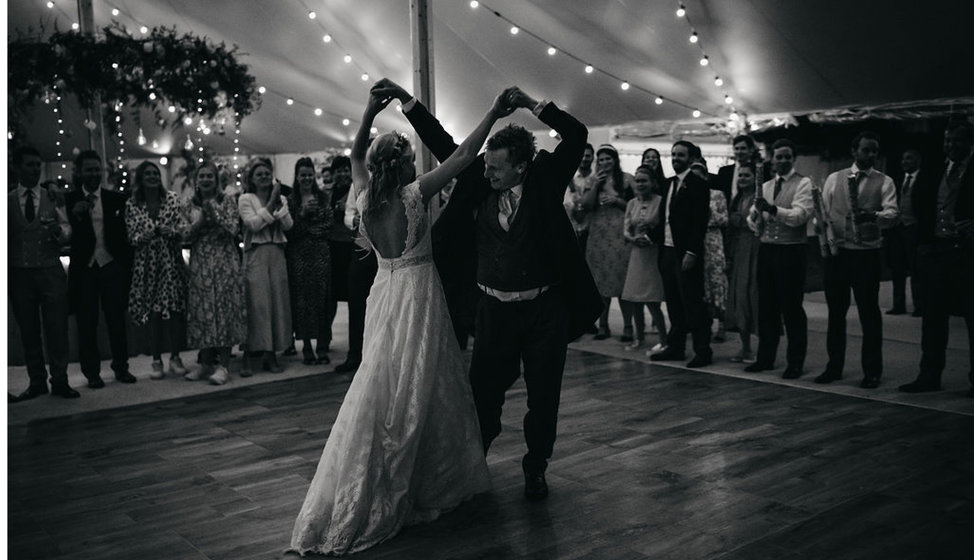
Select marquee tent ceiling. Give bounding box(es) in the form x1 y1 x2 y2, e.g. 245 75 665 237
7 0 974 161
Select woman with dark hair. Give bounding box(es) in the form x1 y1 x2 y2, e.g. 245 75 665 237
324 155 354 363
582 144 634 340
289 87 510 556
238 157 293 375
125 160 189 378
286 156 334 364
641 148 669 186
183 161 246 385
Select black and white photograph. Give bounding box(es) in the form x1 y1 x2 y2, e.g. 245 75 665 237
5 1 973 558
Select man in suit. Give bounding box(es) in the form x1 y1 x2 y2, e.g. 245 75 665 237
66 150 137 388
715 134 758 206
649 140 713 368
8 146 79 401
884 148 925 316
744 139 814 379
373 78 600 501
817 131 898 388
900 120 973 393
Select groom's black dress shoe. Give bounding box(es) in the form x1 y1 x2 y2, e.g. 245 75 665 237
898 380 941 393
51 385 81 399
859 376 881 389
114 371 138 384
334 358 361 374
744 362 775 373
523 471 548 501
814 370 842 384
13 385 48 402
649 348 685 361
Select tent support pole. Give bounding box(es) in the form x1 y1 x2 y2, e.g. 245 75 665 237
410 0 436 175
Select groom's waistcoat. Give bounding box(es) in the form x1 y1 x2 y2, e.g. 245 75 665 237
476 192 560 292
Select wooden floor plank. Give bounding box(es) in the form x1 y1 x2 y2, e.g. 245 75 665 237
7 349 972 559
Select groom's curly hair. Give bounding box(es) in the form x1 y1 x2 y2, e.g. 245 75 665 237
486 124 536 167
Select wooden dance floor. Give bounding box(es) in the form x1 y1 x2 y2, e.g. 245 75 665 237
8 349 972 559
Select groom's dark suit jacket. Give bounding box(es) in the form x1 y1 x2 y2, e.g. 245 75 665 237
652 172 711 260
405 101 602 341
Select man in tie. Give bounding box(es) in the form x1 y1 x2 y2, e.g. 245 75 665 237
374 78 601 501
884 149 925 316
714 134 758 207
817 131 898 388
900 120 973 393
649 140 713 368
744 139 814 379
8 146 79 401
65 150 137 388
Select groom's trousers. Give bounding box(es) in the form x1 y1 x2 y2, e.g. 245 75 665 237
469 288 569 474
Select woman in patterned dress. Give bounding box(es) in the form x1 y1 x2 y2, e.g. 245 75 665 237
583 144 635 341
183 161 247 385
125 161 189 378
286 157 334 365
690 159 729 340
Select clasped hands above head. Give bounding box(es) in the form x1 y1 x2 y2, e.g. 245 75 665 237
368 78 535 118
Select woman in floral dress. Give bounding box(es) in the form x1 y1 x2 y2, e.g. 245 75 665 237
125 161 189 378
184 161 247 385
690 159 728 340
286 157 334 365
583 144 634 341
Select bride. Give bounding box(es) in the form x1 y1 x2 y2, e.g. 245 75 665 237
288 87 515 556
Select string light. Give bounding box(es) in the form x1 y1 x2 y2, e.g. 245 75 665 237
692 109 701 118
137 128 147 145
343 54 352 63
258 86 267 94
620 82 630 91
470 0 479 8
714 77 723 87
342 118 350 126
322 34 332 43
510 26 519 35
46 1 54 8
361 73 369 81
724 95 733 104
286 97 294 105
547 46 556 55
160 156 168 165
700 55 709 66
689 31 698 43
111 8 120 16
71 22 79 30
584 65 594 74
307 10 316 19
314 108 323 116
139 25 148 34
673 2 740 119
676 4 685 17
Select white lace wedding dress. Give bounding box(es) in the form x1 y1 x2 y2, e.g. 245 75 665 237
288 182 491 556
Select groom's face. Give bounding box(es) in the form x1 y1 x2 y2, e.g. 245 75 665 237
484 148 526 191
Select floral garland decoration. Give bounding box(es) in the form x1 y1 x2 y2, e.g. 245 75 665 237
8 23 261 141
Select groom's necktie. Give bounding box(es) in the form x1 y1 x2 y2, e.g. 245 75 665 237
499 189 519 231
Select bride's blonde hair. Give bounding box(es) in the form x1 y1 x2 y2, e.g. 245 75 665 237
365 132 413 216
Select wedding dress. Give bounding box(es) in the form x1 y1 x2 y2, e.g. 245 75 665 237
289 181 491 556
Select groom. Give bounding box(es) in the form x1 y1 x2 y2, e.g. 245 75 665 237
373 79 601 500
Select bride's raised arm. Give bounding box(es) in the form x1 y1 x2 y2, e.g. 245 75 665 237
350 92 393 196
415 88 516 202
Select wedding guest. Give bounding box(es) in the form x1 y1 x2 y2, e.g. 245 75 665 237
884 148 925 315
621 164 668 352
184 161 246 385
901 120 973 393
66 150 137 388
691 158 728 341
746 139 814 379
325 156 354 355
9 146 79 400
641 148 668 186
286 157 334 365
582 144 634 341
649 140 713 368
817 132 897 388
239 157 293 374
726 164 760 362
125 161 189 379
564 143 596 251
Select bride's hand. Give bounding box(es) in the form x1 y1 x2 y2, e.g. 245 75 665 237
366 90 392 116
370 78 411 104
491 87 518 119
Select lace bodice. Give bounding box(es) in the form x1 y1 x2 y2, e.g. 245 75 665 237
357 181 431 269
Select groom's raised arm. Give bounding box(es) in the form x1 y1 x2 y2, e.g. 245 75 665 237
537 102 588 198
371 78 459 163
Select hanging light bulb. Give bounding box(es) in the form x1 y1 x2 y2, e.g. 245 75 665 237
620 82 630 91
547 46 557 56
258 86 267 94
692 109 701 118
184 135 194 150
510 26 519 35
689 31 698 43
308 10 317 19
714 77 724 87
314 108 323 116
470 0 479 8
584 65 594 74
676 4 686 17
152 140 160 149
655 97 664 105
343 54 352 63
111 8 120 16
140 25 149 34
137 128 147 146
725 95 734 104
286 98 295 106
700 55 709 66
342 118 351 126
361 73 369 81
322 34 332 43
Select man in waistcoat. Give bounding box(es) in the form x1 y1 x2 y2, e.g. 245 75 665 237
817 131 898 388
9 146 79 401
374 78 600 501
744 139 814 379
900 120 973 393
65 150 137 388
